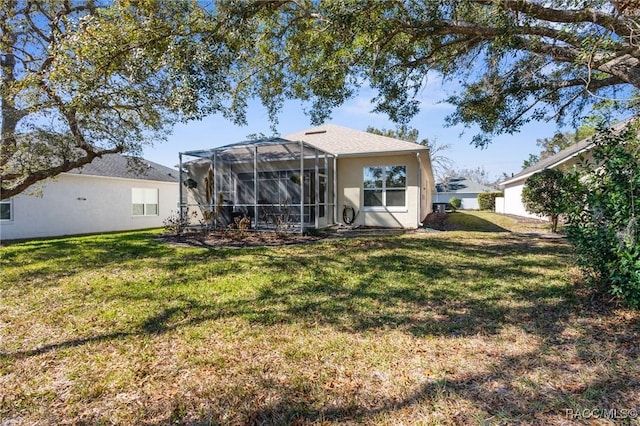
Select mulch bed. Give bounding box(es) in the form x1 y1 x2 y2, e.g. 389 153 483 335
156 226 424 248
157 230 327 248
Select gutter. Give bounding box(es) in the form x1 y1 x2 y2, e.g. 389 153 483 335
332 148 429 159
500 143 594 187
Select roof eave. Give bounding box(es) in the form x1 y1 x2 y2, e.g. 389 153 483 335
500 143 594 186
62 171 179 184
333 148 429 158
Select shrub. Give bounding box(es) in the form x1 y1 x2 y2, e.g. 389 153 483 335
303 227 322 237
163 209 196 235
522 168 571 233
477 192 503 210
564 122 640 307
448 197 462 211
228 215 251 236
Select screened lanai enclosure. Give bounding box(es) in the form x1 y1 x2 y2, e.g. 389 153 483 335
179 138 336 232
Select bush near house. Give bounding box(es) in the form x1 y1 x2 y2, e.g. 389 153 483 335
477 192 503 210
448 197 462 211
564 123 640 307
521 169 571 233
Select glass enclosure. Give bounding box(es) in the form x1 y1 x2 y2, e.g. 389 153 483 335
179 138 335 232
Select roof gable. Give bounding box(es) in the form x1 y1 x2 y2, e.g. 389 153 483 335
67 154 179 183
502 117 637 186
284 124 428 156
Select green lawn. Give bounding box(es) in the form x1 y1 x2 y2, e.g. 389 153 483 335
1 212 638 425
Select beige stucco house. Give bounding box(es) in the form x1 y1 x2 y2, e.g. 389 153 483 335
179 124 435 231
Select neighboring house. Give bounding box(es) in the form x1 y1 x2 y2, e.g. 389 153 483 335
496 117 635 219
179 124 435 230
0 154 179 240
433 177 495 210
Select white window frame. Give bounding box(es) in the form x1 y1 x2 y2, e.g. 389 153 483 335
132 188 159 217
0 198 13 221
363 165 407 212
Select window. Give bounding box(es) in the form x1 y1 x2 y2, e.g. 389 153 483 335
0 198 12 221
132 188 158 216
363 165 406 209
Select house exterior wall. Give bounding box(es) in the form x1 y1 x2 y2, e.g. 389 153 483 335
499 180 546 220
337 153 428 228
499 150 595 221
432 192 482 210
183 149 433 230
0 173 178 240
417 150 433 223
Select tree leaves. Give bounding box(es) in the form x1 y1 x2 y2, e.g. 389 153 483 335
1 1 240 198
232 0 640 144
3 0 639 198
522 168 572 232
564 120 640 306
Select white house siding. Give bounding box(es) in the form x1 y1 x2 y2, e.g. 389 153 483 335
0 173 178 240
500 181 546 220
337 153 430 228
432 192 482 210
458 194 481 210
499 144 598 221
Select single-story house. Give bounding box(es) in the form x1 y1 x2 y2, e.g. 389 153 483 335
496 117 635 219
0 154 179 241
433 177 495 210
179 124 435 231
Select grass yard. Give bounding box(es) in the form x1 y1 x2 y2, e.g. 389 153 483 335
1 212 638 425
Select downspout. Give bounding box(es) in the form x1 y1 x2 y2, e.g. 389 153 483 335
254 146 258 229
179 153 184 221
314 148 319 229
416 152 422 227
299 141 304 234
333 156 338 225
416 152 426 227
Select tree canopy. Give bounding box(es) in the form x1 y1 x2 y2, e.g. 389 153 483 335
1 1 251 199
228 0 639 147
2 0 639 198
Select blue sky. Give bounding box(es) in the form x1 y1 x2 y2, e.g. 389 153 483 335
142 77 562 181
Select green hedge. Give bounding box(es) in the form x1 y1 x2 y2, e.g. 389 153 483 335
477 192 503 210
448 197 462 211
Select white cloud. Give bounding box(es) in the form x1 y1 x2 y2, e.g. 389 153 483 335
338 96 379 117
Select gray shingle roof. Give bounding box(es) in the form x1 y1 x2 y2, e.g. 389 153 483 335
284 124 429 156
67 154 179 183
502 117 637 186
436 177 495 194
